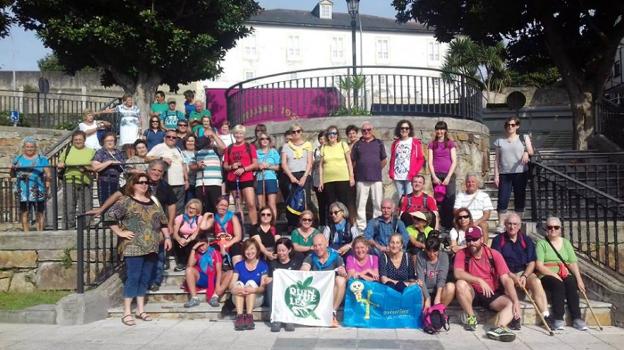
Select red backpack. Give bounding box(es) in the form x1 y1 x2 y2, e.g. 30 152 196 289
423 303 450 334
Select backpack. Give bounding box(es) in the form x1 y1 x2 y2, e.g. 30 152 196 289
423 303 450 334
399 193 436 229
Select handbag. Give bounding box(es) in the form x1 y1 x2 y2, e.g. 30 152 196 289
545 238 571 279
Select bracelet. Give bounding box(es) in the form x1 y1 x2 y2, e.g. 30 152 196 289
165 236 172 240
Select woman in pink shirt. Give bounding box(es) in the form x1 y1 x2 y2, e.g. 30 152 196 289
427 121 457 230
346 236 379 281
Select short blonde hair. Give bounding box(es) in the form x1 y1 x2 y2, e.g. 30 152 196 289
185 198 203 214
232 124 246 134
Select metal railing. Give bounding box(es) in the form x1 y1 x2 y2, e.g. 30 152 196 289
76 214 119 293
594 99 624 149
0 89 120 129
225 66 483 125
529 161 624 276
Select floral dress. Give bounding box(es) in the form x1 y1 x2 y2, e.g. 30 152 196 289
13 154 49 203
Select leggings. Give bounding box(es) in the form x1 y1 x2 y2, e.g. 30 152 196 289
541 275 581 320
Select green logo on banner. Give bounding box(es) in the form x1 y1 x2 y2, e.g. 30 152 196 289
284 276 321 319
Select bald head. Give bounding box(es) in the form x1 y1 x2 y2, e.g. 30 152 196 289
312 234 329 257
381 199 395 220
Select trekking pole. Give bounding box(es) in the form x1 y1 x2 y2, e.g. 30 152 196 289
520 284 554 336
235 176 244 228
580 288 603 331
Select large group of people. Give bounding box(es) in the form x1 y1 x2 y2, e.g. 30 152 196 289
10 92 592 341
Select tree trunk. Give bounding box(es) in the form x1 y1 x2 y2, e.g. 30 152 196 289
134 73 161 129
568 92 594 150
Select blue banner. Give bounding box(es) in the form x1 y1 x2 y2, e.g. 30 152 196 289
343 279 424 329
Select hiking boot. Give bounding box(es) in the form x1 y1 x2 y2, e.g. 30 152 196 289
509 317 521 330
234 314 245 331
464 314 478 331
247 313 255 330
284 323 295 332
183 296 200 308
573 318 588 331
174 264 186 272
486 327 516 342
208 295 220 307
270 322 282 332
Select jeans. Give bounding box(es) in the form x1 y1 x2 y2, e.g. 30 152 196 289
355 181 383 231
497 172 528 213
394 180 412 198
149 243 166 287
124 253 157 298
541 275 581 320
434 172 456 230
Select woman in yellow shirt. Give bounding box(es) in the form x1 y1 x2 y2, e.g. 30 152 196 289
318 125 355 225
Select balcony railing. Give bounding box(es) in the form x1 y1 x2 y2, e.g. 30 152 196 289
225 66 483 126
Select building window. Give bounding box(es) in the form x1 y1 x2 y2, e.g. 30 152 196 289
287 35 301 60
320 4 332 19
428 42 440 62
331 37 344 61
376 39 389 63
244 34 257 60
615 59 622 78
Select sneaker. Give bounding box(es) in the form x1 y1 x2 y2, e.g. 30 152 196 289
270 322 282 332
174 264 186 272
149 284 160 292
486 326 516 342
509 317 522 330
208 295 220 307
183 296 201 308
464 314 478 331
234 314 245 331
573 318 588 331
284 323 295 332
547 318 565 330
246 313 255 330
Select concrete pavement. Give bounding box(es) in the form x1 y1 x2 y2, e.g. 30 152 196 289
0 319 623 350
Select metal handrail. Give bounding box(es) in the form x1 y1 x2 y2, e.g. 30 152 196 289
0 88 120 99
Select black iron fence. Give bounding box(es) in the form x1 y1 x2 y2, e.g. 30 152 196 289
76 214 119 293
225 66 483 126
594 99 624 149
0 89 120 129
530 161 624 276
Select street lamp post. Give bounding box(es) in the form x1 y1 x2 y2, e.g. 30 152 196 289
347 0 360 109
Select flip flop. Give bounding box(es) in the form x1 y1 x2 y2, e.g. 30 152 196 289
121 314 136 326
135 312 152 321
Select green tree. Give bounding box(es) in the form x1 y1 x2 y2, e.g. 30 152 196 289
0 0 13 39
13 0 260 126
37 53 65 72
441 37 510 93
394 0 624 150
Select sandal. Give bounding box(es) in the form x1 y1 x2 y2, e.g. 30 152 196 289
121 314 136 326
135 312 152 321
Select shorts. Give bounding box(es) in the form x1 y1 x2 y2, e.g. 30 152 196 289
196 270 209 288
226 180 254 192
20 201 45 213
255 179 278 194
234 280 264 307
473 288 506 308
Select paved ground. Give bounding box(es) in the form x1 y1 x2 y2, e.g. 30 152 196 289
0 319 623 350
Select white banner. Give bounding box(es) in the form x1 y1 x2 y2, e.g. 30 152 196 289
271 269 335 327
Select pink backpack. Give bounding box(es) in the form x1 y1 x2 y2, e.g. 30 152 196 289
423 303 450 334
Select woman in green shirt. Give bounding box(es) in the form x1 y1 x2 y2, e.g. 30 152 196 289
535 216 588 331
290 210 320 256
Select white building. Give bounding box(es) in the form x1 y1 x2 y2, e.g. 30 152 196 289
201 0 448 89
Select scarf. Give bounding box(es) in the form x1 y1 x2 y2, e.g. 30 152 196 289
287 141 312 159
183 214 199 229
199 247 216 274
214 211 234 231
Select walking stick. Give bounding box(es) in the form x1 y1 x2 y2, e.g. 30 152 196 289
520 284 554 336
580 288 603 330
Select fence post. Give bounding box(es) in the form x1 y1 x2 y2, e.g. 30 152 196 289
36 92 41 127
530 163 538 221
50 166 59 229
76 214 85 293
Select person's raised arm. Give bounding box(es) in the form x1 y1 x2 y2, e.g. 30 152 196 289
86 190 123 216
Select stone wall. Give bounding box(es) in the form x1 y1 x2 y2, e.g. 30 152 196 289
0 231 81 292
261 116 490 198
0 125 69 170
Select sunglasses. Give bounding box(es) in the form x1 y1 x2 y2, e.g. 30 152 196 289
151 120 160 123
361 128 372 132
458 215 471 219
465 237 481 243
136 181 149 185
259 137 270 141
330 210 342 215
504 123 517 127
327 132 338 136
400 127 410 130
292 129 303 134
261 212 272 217
165 136 177 139
301 218 313 222
546 225 561 230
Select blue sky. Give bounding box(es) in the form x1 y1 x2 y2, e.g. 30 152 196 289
0 0 397 71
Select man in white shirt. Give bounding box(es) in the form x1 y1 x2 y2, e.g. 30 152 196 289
147 129 189 214
454 173 494 237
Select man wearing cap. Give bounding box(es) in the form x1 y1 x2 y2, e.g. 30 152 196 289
491 213 548 330
454 226 520 342
351 121 387 232
454 173 493 237
364 199 409 255
406 211 433 255
160 98 186 130
398 175 440 229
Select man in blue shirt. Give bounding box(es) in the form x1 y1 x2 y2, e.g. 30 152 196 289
491 213 548 330
364 199 409 255
160 98 186 130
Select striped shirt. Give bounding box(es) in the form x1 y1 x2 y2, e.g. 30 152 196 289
195 148 223 186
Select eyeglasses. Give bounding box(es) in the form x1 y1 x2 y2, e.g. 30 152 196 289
136 181 149 185
292 129 303 134
165 136 177 139
327 132 338 136
458 215 471 219
259 137 270 141
361 128 372 132
400 127 410 131
188 207 199 210
504 123 517 128
330 210 342 215
301 218 313 222
261 212 272 217
546 225 560 230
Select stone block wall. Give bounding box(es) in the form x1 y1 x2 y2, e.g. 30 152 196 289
0 231 80 292
0 126 70 170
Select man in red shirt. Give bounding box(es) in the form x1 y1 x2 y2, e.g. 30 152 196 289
454 226 520 342
398 175 439 229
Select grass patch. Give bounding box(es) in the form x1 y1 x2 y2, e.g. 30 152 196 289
0 291 70 310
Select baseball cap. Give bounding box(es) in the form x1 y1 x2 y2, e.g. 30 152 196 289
167 98 176 104
465 226 483 241
409 211 428 222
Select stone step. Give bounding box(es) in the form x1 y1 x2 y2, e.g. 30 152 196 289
108 299 613 327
